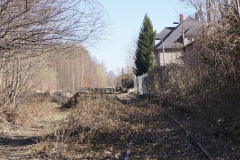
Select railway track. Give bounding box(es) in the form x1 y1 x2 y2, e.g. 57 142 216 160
116 94 214 160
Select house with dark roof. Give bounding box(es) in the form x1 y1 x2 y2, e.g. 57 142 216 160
153 14 200 66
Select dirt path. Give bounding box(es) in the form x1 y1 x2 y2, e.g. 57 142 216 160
0 127 41 159
0 108 69 159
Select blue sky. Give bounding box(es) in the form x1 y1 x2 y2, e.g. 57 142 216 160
88 0 196 75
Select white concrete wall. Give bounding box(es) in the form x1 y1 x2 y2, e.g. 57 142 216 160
133 74 148 94
155 49 183 66
153 39 161 47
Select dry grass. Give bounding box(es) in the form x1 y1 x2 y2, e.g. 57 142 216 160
34 95 155 159
35 95 136 159
1 84 238 159
0 92 73 160
14 100 60 127
33 94 211 159
0 93 66 134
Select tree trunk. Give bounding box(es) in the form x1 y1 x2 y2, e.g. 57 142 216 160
236 0 240 27
206 0 211 26
77 53 79 89
72 60 74 93
80 54 84 88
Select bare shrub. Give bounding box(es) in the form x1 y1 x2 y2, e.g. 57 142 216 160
13 96 61 127
35 95 163 159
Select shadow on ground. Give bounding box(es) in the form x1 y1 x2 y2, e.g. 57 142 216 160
0 135 41 146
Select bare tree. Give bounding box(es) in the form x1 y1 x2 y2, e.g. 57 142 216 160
124 33 137 75
0 0 108 110
107 70 116 88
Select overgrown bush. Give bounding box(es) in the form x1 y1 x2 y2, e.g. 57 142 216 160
35 94 164 159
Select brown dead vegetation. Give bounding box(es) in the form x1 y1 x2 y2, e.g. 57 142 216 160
1 89 238 159
30 94 209 159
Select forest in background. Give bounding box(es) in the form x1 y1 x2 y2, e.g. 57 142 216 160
37 43 116 93
0 0 116 110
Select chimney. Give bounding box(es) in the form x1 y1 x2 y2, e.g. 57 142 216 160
180 14 183 23
195 13 199 21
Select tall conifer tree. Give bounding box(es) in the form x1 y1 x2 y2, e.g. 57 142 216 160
134 14 156 76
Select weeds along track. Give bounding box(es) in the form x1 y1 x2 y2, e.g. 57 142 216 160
35 93 208 159
117 94 212 159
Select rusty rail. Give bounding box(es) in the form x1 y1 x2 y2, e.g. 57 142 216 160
117 94 213 159
171 117 214 160
116 95 134 159
124 131 134 160
125 94 214 160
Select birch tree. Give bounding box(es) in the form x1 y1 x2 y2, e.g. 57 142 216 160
125 33 137 75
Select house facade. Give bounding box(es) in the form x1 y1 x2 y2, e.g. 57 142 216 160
153 14 200 66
